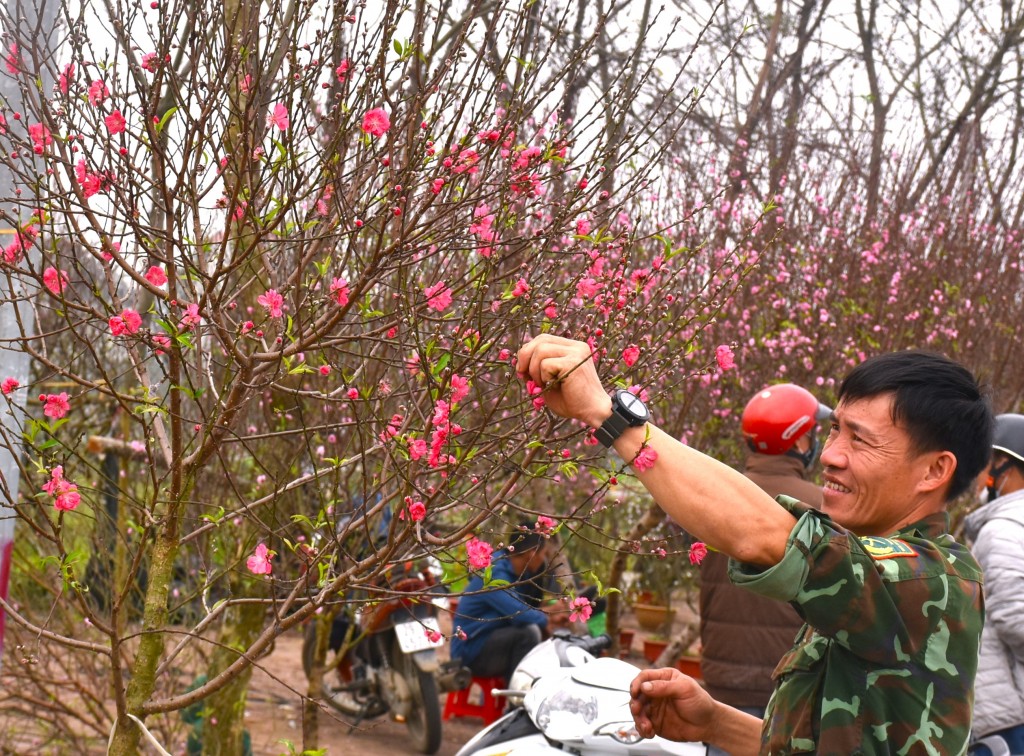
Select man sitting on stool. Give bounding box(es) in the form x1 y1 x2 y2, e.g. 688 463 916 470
450 526 549 683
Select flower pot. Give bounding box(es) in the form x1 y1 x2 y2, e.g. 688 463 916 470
642 638 669 664
675 655 702 680
619 630 635 658
632 603 676 633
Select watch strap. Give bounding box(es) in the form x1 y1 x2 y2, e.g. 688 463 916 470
595 408 631 448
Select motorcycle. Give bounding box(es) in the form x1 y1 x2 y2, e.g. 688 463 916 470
302 559 469 755
456 631 707 755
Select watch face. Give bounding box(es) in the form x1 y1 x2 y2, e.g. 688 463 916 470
617 390 649 423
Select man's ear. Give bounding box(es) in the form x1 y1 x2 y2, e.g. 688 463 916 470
917 450 957 495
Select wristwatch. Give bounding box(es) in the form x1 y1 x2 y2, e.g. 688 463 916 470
594 389 650 448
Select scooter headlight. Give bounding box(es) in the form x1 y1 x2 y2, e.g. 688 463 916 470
596 721 644 744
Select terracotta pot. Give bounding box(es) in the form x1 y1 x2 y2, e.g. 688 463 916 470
632 602 676 633
675 655 702 680
642 638 669 664
619 630 635 658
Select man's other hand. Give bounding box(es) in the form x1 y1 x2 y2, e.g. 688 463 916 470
628 667 714 742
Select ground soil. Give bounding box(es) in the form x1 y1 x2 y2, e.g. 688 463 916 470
0 603 698 755
245 628 482 756
244 602 699 756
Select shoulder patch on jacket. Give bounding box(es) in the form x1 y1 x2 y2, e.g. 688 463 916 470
859 536 916 559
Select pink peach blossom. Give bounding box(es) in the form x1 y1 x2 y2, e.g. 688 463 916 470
466 538 493 570
145 266 167 286
104 110 126 134
43 267 69 295
257 288 284 318
424 281 452 312
361 107 391 137
246 543 274 575
43 392 70 419
330 277 350 307
109 309 142 336
268 103 289 131
631 445 658 472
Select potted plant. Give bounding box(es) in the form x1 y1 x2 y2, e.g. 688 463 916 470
630 549 678 636
642 635 670 663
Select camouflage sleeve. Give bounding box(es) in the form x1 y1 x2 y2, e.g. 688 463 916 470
728 497 974 665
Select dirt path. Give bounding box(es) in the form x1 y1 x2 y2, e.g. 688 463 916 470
245 630 484 756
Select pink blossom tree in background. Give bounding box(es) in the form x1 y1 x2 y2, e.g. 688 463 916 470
0 0 756 752
0 0 1021 752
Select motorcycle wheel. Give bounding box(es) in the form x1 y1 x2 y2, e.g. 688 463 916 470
303 621 387 718
395 637 443 755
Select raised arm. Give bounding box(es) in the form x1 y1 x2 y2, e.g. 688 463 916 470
517 335 796 566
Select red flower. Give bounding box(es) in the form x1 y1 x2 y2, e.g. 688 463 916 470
87 79 109 106
104 110 126 134
361 107 391 137
257 288 284 318
330 277 350 307
688 542 708 566
631 445 658 472
109 309 142 336
43 392 71 419
42 267 69 295
145 266 167 286
466 538 493 570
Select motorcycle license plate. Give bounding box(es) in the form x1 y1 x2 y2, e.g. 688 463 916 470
395 618 444 653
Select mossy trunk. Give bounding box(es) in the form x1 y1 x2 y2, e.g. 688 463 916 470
107 531 179 755
302 613 334 750
196 583 267 755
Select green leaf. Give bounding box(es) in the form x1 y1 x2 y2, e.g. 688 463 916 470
156 106 178 134
135 403 168 416
431 352 451 377
201 506 226 524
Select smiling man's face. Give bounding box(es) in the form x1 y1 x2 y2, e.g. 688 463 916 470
819 394 949 535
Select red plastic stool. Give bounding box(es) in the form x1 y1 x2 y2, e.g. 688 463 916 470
442 675 506 725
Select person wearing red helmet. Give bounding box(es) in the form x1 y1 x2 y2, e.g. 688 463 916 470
699 384 830 754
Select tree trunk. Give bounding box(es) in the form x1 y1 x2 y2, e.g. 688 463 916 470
198 582 267 755
107 531 180 755
604 501 667 658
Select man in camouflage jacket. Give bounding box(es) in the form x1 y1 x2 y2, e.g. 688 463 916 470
516 337 992 755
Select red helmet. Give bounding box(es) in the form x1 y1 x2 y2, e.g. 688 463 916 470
741 384 831 455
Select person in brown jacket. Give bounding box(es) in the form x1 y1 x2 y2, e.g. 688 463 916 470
699 383 830 755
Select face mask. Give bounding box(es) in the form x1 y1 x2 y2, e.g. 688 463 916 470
984 460 1014 503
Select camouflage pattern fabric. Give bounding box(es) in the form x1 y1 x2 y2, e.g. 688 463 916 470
729 496 984 755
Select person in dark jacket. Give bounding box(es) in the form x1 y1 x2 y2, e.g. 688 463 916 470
449 526 549 682
699 384 829 755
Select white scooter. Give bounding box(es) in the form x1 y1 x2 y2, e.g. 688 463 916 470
455 631 707 755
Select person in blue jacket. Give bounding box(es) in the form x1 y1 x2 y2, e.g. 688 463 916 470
449 526 549 682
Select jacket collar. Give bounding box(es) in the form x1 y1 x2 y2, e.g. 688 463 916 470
964 488 1024 540
743 452 811 480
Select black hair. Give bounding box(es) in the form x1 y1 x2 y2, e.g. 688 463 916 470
508 522 545 553
839 350 993 501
